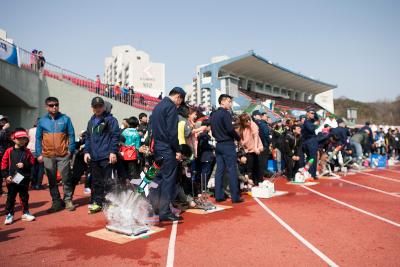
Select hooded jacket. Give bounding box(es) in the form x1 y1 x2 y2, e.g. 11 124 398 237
84 112 120 161
35 112 75 157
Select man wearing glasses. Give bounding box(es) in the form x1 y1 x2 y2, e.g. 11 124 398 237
36 97 76 213
302 107 320 179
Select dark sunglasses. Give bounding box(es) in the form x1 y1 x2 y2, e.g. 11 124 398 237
48 103 59 108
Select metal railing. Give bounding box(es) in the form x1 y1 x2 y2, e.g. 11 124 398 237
1 37 160 110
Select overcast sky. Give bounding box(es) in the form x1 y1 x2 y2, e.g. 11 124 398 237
2 0 400 102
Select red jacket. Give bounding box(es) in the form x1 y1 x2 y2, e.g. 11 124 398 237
1 147 35 179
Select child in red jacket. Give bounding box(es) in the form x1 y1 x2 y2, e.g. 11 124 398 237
1 129 35 225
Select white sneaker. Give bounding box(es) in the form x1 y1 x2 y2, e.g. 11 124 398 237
84 188 91 194
4 213 13 225
21 212 35 222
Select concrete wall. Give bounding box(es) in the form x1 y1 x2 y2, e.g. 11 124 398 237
0 60 149 132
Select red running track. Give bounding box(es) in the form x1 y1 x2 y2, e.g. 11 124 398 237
1 166 400 266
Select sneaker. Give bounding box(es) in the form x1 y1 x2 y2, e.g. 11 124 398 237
64 200 76 211
21 212 35 222
88 203 102 214
47 201 65 213
4 213 13 225
83 188 91 194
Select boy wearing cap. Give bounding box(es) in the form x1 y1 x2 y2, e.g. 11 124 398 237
2 129 35 225
84 97 120 213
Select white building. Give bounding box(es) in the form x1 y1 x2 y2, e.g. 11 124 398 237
0 29 14 44
104 45 165 97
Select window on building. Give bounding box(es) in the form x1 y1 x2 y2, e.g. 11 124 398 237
265 85 271 93
247 80 253 91
137 56 141 60
256 82 264 91
203 71 212 78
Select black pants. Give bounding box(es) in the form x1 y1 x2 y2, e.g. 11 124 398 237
6 182 30 215
124 160 139 180
257 149 269 184
90 159 113 206
246 152 259 183
283 155 300 180
31 158 44 187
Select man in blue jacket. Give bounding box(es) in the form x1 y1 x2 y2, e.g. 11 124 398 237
84 97 120 213
149 87 184 221
210 94 243 203
36 97 76 213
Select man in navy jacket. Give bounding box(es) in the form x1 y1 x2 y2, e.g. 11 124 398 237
302 107 319 178
84 97 120 213
149 87 185 221
210 94 243 203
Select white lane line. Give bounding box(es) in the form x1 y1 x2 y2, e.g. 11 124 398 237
338 178 400 198
254 198 339 267
359 172 400 183
301 185 400 228
166 221 178 267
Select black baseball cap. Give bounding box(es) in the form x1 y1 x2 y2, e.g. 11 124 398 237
91 97 105 107
252 110 261 117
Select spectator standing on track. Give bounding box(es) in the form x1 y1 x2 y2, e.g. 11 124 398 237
84 97 120 213
2 129 35 225
210 94 243 203
302 107 320 179
138 113 148 137
374 128 386 155
149 87 185 222
394 128 400 160
253 111 270 182
27 119 45 190
197 120 215 180
238 113 263 185
350 129 370 166
121 116 141 180
359 121 373 155
271 121 285 173
282 125 302 181
36 97 76 213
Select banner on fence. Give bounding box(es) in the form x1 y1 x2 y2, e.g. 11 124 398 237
0 39 18 66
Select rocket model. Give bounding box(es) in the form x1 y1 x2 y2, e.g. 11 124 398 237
131 159 163 196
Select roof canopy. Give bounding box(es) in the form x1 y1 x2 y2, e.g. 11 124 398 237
219 52 337 95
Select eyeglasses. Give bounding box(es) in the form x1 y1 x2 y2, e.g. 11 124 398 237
48 103 59 108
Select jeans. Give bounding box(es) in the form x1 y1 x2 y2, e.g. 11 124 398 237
351 140 363 164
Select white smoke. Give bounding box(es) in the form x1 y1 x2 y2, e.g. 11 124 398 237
103 188 154 234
